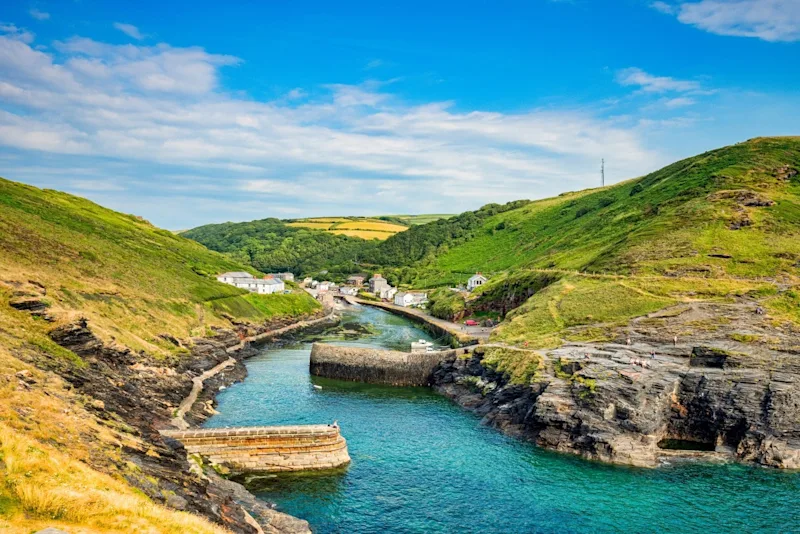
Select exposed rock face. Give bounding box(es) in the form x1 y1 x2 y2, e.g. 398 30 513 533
433 325 800 469
13 310 322 534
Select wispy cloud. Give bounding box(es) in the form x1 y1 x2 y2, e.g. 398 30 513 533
0 31 673 227
29 9 50 21
652 0 800 42
113 22 144 40
650 1 676 14
616 67 701 93
0 23 35 44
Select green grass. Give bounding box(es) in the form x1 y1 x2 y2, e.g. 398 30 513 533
207 291 320 320
420 137 800 282
383 214 454 225
492 277 675 347
0 177 321 354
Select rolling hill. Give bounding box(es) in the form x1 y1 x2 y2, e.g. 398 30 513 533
0 177 320 533
411 136 800 349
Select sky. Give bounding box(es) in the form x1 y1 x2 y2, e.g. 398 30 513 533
1 0 799 229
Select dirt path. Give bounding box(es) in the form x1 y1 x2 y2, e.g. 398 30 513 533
171 310 337 429
171 357 236 429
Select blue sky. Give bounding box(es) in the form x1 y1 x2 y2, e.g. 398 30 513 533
1 0 799 229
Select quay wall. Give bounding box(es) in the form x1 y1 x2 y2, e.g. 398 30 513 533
310 342 473 386
161 425 350 473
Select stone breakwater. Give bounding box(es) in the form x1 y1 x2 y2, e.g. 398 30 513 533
161 425 351 473
310 342 472 386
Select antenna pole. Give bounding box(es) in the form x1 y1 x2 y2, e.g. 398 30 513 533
601 159 605 187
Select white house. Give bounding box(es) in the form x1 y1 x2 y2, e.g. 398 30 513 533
467 273 488 291
247 278 285 294
379 286 397 300
394 292 414 307
339 286 359 296
317 281 331 292
394 292 428 307
217 271 254 284
217 272 285 294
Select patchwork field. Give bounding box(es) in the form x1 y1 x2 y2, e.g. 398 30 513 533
285 217 410 240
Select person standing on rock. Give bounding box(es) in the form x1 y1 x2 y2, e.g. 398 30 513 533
626 336 631 346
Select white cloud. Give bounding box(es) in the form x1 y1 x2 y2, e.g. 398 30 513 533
113 22 145 40
52 37 241 94
650 1 677 14
29 9 50 21
616 67 701 93
654 0 800 42
286 88 307 100
663 96 696 108
0 23 35 44
0 33 670 226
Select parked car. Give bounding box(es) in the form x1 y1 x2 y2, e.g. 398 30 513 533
464 319 479 326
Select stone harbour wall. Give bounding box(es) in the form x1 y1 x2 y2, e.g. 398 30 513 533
161 425 350 473
310 342 472 386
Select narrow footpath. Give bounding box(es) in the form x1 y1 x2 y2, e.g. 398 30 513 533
171 357 236 429
172 309 338 429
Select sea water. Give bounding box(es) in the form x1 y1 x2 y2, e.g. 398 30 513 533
206 306 800 533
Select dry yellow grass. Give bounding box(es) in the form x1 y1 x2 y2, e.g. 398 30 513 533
0 305 231 534
330 229 396 240
0 424 229 534
335 221 408 232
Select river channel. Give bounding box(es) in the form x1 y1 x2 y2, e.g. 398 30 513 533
205 305 800 533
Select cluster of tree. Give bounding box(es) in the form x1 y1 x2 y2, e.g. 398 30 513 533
183 218 379 275
184 200 530 278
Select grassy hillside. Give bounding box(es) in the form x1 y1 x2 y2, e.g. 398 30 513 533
417 137 800 352
0 178 320 354
0 177 320 531
420 137 800 284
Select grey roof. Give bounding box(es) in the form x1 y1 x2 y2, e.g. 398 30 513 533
219 271 254 278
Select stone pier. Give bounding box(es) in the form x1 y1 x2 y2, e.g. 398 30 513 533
161 425 350 473
310 342 472 386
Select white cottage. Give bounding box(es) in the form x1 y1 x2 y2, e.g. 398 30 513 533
467 273 488 291
217 272 285 294
217 271 255 284
394 292 414 307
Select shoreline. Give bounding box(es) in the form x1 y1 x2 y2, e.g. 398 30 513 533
347 296 488 346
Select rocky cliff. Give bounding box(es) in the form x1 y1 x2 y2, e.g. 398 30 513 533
433 302 800 469
9 283 328 533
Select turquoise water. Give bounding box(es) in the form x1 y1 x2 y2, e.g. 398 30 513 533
207 306 800 533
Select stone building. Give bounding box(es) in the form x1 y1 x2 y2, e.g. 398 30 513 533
369 273 389 294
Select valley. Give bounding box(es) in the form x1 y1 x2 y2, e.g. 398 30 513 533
1 137 799 533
